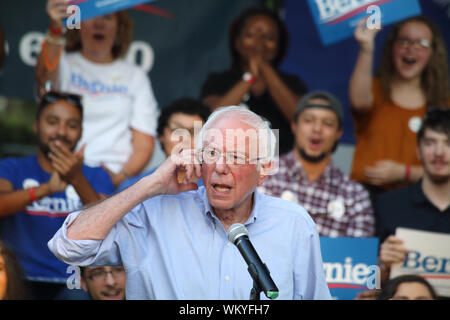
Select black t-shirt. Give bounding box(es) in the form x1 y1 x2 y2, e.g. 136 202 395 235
374 181 450 244
200 67 308 155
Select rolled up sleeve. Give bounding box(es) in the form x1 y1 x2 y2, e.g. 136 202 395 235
48 210 121 267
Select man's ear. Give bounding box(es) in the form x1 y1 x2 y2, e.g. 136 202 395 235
80 277 88 293
416 144 423 163
33 120 38 134
290 120 297 135
257 161 277 186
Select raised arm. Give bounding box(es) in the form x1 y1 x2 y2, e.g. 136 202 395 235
202 76 254 111
349 19 380 113
66 152 201 240
36 0 70 97
257 58 301 121
107 130 155 187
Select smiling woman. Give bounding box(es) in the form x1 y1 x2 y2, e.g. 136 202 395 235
36 0 159 187
349 15 450 195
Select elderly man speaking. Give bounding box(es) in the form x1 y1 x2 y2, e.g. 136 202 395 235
48 106 330 300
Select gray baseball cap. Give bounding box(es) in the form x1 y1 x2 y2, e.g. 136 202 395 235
294 90 343 128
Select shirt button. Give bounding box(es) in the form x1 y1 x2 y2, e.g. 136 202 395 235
226 242 231 247
225 275 230 281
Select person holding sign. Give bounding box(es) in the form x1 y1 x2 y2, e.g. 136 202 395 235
375 109 450 284
201 6 307 155
36 0 159 187
349 16 449 195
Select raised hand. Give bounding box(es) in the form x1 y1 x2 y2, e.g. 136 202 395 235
48 141 84 184
46 0 71 28
47 170 68 193
354 18 381 53
148 149 202 196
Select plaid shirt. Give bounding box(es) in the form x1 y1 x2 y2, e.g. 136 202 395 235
258 151 375 237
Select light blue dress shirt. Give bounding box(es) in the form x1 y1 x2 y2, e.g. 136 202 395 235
48 186 331 300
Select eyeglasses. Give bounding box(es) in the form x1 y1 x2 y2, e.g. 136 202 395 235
167 123 197 137
86 267 126 282
41 91 83 108
200 148 263 168
395 37 431 50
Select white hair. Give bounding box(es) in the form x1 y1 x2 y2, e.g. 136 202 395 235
195 106 278 165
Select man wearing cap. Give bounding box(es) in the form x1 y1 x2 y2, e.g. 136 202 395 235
259 91 375 237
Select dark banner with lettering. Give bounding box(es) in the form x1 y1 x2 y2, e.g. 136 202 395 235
281 0 450 143
0 0 260 109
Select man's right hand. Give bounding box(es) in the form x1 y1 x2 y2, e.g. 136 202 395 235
47 171 67 194
354 18 380 53
47 0 70 28
379 235 409 268
145 149 202 197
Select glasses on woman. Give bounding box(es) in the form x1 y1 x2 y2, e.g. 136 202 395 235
87 267 126 282
395 37 431 50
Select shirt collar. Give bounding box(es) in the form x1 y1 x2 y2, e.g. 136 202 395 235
200 186 259 226
410 180 429 205
285 150 335 184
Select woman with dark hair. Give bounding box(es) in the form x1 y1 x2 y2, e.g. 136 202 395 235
201 6 307 155
0 241 28 300
376 275 437 300
349 16 449 195
36 0 159 187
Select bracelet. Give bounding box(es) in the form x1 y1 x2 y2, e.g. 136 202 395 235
49 25 64 36
242 72 255 85
45 32 66 46
404 165 411 182
29 187 37 202
41 40 63 72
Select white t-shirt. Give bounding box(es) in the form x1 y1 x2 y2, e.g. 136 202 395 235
59 52 159 173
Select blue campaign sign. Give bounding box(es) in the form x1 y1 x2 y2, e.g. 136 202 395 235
307 0 422 45
68 0 154 22
320 237 379 300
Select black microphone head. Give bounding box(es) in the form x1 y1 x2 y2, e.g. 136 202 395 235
227 223 248 244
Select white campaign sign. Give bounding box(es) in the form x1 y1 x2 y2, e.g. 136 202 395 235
390 228 450 297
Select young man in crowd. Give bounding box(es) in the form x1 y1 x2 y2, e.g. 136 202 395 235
376 109 450 284
117 98 210 191
0 92 113 299
259 90 375 237
80 266 126 300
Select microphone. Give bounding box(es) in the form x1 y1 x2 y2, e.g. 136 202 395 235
228 223 279 299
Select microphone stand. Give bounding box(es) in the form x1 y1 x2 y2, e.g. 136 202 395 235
248 263 262 300
250 280 262 300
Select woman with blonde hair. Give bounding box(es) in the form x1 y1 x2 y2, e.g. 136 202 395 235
36 0 159 187
349 16 449 195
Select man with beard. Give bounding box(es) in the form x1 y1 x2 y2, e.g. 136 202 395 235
0 92 113 299
258 91 375 237
376 109 450 282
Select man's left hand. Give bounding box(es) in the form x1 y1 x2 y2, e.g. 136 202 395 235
48 141 85 184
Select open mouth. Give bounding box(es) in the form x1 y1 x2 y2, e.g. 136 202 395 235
93 33 106 41
101 289 123 299
212 184 232 192
308 137 322 149
402 57 417 66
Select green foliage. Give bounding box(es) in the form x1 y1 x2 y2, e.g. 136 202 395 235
0 96 38 158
